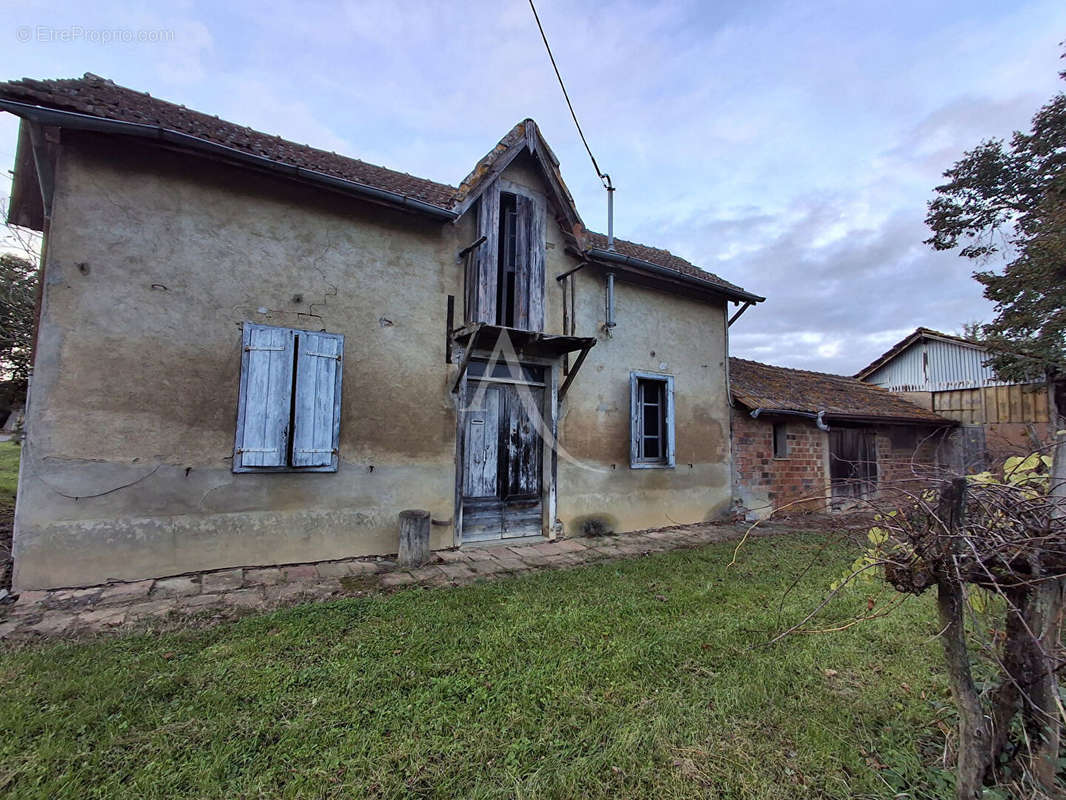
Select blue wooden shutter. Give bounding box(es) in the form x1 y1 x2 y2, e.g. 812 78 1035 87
236 324 294 469
292 331 344 469
629 372 640 467
472 184 500 324
664 375 676 468
629 372 676 468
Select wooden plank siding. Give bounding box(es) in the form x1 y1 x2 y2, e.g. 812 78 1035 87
462 384 501 498
502 383 542 499
932 383 1049 424
472 184 500 325
525 192 545 333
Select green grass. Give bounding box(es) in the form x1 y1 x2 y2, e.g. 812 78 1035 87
0 535 953 799
0 439 19 507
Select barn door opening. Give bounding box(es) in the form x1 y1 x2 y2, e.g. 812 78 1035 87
460 363 545 542
829 428 877 505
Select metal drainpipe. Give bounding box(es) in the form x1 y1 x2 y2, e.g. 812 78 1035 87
750 408 831 431
606 177 615 251
606 273 616 329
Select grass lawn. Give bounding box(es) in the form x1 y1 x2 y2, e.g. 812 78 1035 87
0 534 954 799
0 439 20 507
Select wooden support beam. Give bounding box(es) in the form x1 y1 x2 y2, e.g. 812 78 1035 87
457 234 487 262
559 344 593 400
445 295 454 364
452 340 475 395
728 302 752 327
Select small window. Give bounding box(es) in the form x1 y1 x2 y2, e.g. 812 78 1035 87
234 323 344 473
888 427 918 451
496 192 519 328
772 423 789 458
467 359 545 384
630 372 675 468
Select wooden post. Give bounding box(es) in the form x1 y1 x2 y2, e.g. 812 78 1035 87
398 509 431 569
935 478 992 800
1030 377 1065 790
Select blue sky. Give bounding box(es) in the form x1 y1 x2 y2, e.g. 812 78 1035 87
2 0 1064 374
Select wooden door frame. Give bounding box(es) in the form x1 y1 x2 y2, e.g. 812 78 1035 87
828 427 878 503
453 352 558 547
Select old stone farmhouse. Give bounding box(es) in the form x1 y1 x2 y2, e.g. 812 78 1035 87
1 74 768 591
730 358 954 517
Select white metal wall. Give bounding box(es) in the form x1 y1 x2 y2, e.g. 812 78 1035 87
864 337 1009 392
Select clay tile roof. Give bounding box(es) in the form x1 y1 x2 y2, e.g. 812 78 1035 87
455 119 527 203
854 327 981 379
0 73 760 301
730 357 949 423
455 118 582 227
0 73 457 207
585 231 754 296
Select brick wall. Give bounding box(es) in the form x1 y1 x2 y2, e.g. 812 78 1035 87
732 411 828 518
732 412 948 517
873 426 944 497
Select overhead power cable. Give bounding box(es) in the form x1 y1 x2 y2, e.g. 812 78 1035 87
527 0 611 191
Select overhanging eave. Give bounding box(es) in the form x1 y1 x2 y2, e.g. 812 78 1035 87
450 323 597 395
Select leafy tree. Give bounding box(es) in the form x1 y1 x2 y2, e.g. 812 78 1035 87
925 56 1066 386
0 252 37 392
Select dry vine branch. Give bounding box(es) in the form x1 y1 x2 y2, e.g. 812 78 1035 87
849 450 1063 798
731 436 1065 798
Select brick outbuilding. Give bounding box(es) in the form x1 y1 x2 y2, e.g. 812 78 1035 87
729 358 954 518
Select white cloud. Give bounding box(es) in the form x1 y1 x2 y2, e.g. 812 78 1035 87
1 0 1064 373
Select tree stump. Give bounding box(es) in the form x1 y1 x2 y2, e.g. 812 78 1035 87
398 509 431 569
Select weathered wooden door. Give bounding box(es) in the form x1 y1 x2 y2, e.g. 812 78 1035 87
829 428 877 502
461 378 544 542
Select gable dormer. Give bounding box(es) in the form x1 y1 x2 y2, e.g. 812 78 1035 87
467 177 546 330
456 120 584 333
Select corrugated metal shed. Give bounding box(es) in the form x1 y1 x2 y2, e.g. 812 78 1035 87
863 332 1009 392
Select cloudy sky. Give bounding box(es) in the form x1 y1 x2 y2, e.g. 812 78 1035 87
2 0 1064 374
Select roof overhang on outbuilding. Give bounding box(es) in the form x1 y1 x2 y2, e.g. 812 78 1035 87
822 413 957 427
7 119 46 230
733 398 957 428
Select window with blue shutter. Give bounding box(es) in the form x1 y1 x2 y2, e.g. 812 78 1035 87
234 323 344 473
629 371 675 469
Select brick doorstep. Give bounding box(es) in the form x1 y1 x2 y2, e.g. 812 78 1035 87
0 523 746 642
